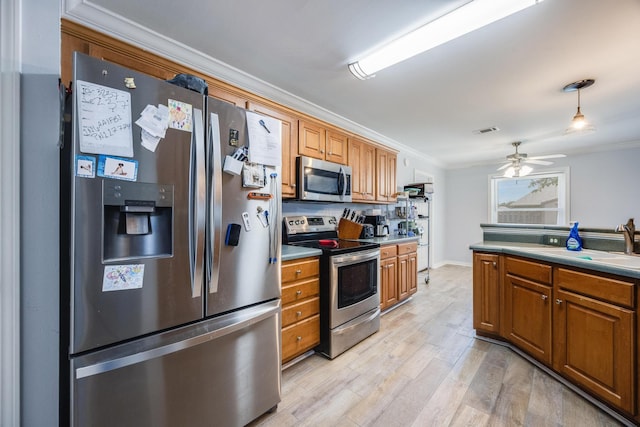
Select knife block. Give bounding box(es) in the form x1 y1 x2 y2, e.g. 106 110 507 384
338 219 363 239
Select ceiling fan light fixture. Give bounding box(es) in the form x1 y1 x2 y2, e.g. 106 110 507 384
503 164 533 178
348 0 544 80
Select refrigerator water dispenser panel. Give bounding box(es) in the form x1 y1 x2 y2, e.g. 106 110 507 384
103 181 174 261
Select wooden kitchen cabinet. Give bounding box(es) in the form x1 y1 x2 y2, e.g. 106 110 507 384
504 256 553 365
397 241 418 301
553 268 636 413
281 257 320 363
348 137 376 202
247 101 299 198
376 149 397 203
472 252 501 334
379 245 398 310
298 119 348 165
380 242 418 310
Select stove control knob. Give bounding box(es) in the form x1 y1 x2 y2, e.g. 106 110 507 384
294 220 300 225
301 219 305 224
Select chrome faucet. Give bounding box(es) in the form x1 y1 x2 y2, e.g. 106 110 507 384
616 218 636 255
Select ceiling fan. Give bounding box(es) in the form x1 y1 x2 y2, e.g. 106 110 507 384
497 141 565 177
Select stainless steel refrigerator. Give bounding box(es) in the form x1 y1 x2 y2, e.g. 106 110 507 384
60 53 281 427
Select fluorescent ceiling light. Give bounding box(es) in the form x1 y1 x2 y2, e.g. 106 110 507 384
349 0 543 80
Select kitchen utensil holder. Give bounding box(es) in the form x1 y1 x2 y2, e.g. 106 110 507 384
338 219 363 239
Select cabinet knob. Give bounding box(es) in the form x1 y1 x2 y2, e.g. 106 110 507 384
296 336 302 341
556 299 563 305
291 184 296 188
295 269 302 274
296 290 302 295
296 311 302 316
320 149 325 154
541 295 548 301
492 262 497 268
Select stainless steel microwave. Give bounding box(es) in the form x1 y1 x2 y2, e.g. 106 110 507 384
297 156 352 202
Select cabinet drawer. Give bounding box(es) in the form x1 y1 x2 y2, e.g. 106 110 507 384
506 256 552 285
555 268 635 308
282 297 320 328
282 257 319 283
380 244 397 259
397 241 418 255
282 277 319 305
282 314 320 362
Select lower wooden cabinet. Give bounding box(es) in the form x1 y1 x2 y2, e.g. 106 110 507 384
281 257 320 363
473 251 639 419
380 242 418 311
504 256 553 365
554 269 636 413
472 252 501 334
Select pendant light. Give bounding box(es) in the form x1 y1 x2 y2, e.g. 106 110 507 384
563 79 595 133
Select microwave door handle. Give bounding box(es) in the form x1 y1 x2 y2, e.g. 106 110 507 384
338 167 346 197
207 113 223 294
190 108 205 298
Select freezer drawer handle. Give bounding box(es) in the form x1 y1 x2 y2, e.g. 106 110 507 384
75 300 280 379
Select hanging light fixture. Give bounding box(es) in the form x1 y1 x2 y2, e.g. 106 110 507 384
348 0 544 80
563 79 595 133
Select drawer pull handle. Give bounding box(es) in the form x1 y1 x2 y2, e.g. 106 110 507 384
296 311 302 316
296 336 302 341
296 290 302 295
541 295 548 301
556 299 563 305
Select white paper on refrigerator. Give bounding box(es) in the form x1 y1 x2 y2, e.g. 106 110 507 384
246 111 281 167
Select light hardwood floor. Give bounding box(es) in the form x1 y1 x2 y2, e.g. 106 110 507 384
250 265 625 427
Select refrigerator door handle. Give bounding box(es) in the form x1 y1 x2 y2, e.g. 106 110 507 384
75 300 281 379
207 113 223 294
190 108 206 298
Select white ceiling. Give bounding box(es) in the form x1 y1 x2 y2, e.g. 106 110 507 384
66 0 640 168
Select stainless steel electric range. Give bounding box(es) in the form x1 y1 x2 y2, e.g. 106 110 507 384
283 215 380 359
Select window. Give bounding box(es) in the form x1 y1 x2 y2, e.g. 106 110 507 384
489 169 569 225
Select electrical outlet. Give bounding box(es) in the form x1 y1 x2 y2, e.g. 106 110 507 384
546 236 560 245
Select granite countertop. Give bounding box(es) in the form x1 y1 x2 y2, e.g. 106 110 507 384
470 241 640 280
356 235 421 245
281 245 323 262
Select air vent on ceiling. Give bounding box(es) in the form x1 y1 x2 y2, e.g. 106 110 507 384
473 126 500 135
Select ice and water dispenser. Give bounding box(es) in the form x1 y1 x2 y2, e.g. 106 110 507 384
103 181 174 261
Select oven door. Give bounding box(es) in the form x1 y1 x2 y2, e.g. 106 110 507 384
329 248 380 328
297 156 352 202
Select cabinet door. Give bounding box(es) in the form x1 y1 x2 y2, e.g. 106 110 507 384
553 289 635 413
247 101 299 198
504 274 552 365
407 252 418 295
380 257 398 310
298 119 326 160
387 152 397 202
398 254 409 301
325 129 348 165
376 150 389 202
348 138 375 201
209 85 249 108
472 253 501 334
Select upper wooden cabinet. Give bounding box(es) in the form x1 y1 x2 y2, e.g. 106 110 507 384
298 120 348 165
209 85 249 108
348 137 376 202
247 101 299 198
376 149 397 203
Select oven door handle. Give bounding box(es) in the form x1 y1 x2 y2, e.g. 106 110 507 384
331 248 380 267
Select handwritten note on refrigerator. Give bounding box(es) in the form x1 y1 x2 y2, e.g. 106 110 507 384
77 80 134 157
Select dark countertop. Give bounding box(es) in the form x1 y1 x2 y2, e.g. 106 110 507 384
470 241 640 280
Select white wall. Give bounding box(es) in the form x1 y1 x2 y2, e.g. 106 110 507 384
443 145 640 264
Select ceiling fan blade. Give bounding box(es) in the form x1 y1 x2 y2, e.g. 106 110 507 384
525 159 553 166
529 154 566 160
497 163 512 171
